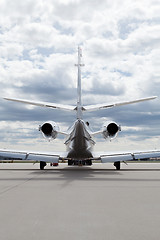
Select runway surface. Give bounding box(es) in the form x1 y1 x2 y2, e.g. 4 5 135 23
0 162 160 240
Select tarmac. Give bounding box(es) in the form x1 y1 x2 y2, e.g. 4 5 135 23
0 162 160 240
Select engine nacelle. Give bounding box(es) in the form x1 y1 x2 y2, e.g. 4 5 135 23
39 121 59 140
102 121 121 139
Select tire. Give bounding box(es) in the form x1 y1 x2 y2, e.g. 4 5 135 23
114 161 120 170
68 160 73 166
40 161 46 170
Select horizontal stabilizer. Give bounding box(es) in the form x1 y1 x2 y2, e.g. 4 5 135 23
83 96 157 111
4 98 76 111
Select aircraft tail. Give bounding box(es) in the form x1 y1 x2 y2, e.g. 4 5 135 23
4 47 157 115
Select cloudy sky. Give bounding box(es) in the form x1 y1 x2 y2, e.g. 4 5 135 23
0 0 160 152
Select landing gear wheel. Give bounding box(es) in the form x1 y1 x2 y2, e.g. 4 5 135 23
114 161 120 170
40 161 46 170
68 160 73 166
86 160 92 166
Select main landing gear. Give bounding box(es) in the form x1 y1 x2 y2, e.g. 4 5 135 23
114 161 120 170
40 161 46 170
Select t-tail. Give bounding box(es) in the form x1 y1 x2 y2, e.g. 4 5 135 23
4 47 157 116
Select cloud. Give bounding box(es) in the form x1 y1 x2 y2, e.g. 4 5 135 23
0 0 160 151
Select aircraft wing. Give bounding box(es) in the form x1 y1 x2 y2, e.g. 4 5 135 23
95 150 160 163
0 149 67 163
0 149 160 165
83 96 157 111
4 98 76 111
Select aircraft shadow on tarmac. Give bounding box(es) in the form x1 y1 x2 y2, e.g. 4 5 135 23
1 167 160 183
1 166 160 172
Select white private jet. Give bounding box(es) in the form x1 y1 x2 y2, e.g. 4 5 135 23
1 47 160 170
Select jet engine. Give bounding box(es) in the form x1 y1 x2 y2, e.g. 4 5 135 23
102 121 121 139
39 121 59 140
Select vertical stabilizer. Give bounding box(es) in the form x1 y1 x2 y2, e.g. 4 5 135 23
75 46 84 119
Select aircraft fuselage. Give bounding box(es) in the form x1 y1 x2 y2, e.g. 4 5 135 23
65 119 94 164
